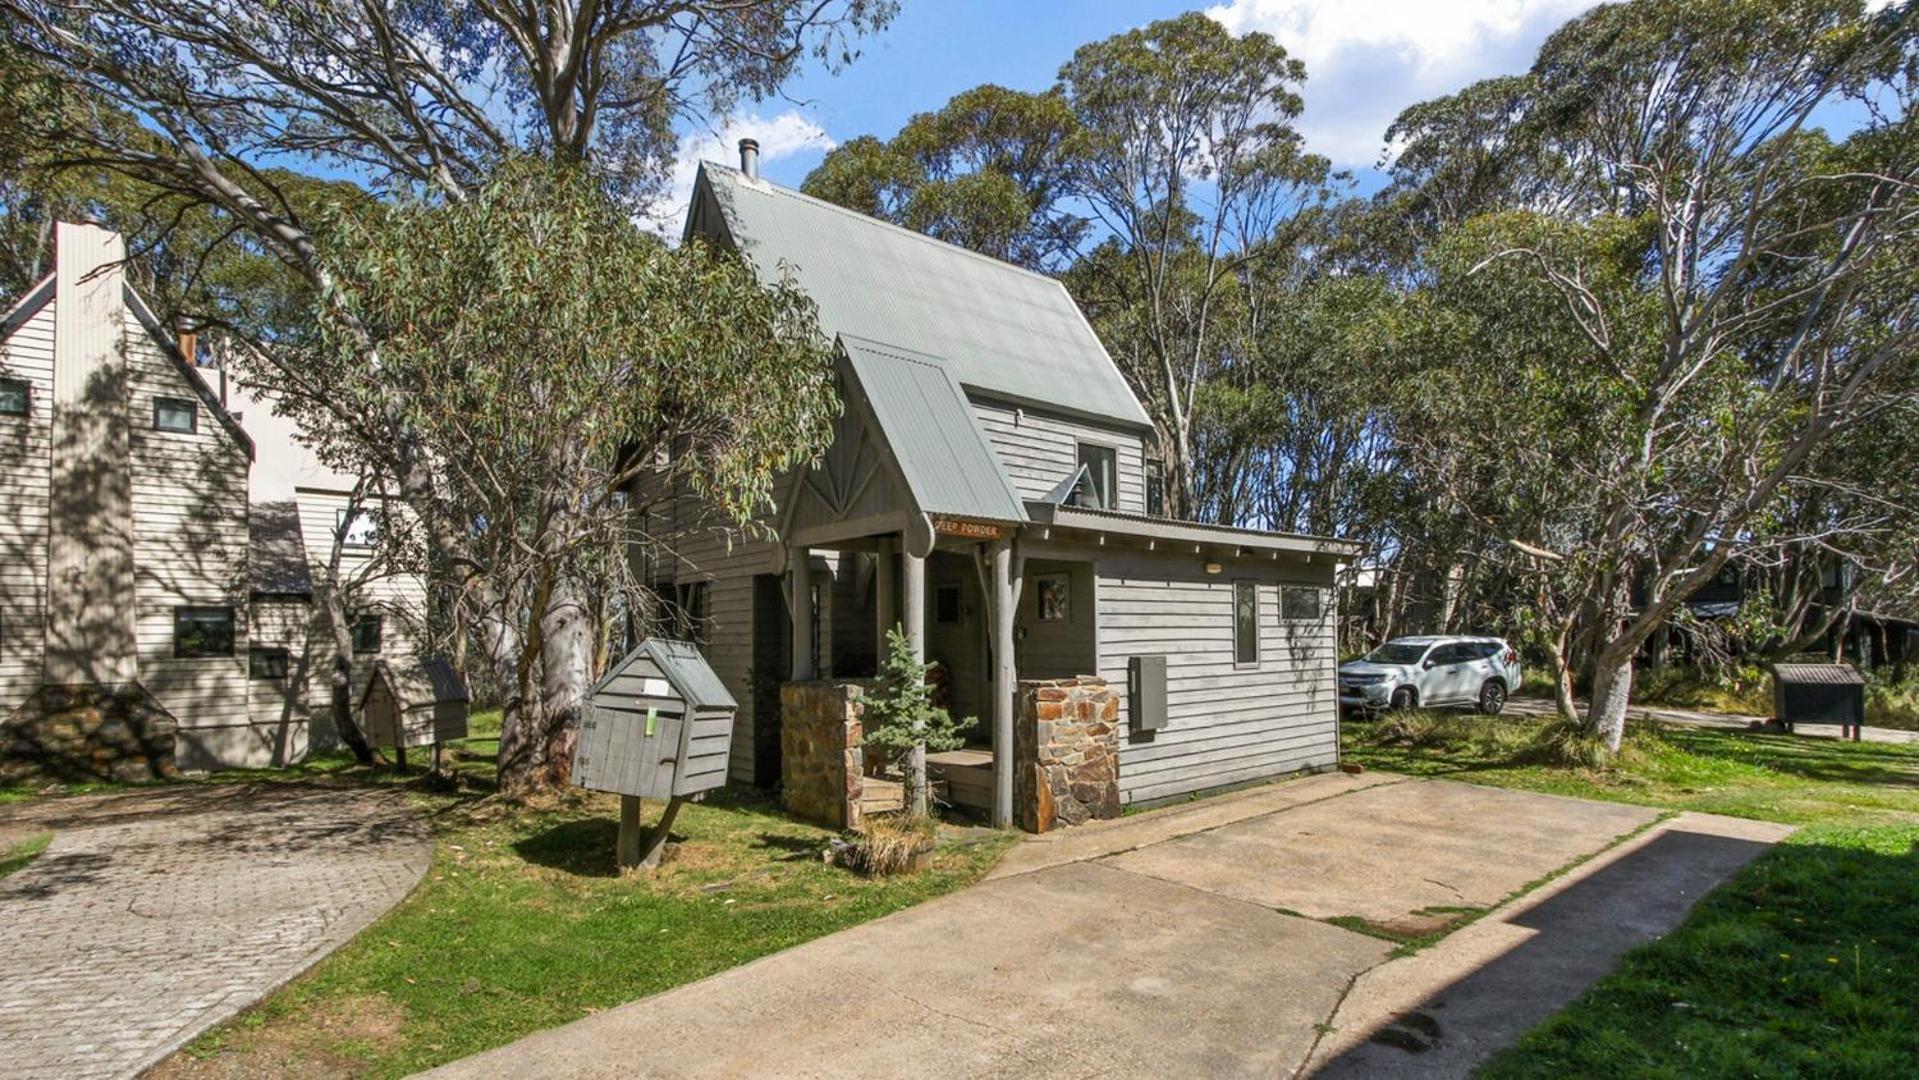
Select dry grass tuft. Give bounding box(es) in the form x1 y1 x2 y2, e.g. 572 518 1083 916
847 812 938 877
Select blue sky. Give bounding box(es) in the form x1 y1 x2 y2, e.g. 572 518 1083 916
653 0 1605 227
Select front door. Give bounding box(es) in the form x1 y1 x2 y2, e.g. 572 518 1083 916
750 573 790 788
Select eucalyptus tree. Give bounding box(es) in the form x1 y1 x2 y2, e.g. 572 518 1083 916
802 84 1087 271
1394 0 1919 748
0 0 891 790
1059 12 1336 523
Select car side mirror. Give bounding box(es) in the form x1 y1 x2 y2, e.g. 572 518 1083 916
1422 658 1436 670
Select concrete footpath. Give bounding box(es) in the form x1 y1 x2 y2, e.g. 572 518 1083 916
425 773 1788 1079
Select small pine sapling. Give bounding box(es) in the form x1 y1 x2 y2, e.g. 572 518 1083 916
863 628 971 815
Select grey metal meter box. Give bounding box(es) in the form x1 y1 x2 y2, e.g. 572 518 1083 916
1129 655 1167 734
574 638 737 800
361 657 470 750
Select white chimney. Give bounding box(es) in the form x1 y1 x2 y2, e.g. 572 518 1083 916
46 221 139 687
738 138 761 180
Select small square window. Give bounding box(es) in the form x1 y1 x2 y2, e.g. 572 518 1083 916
351 613 384 655
0 377 28 416
1233 582 1260 666
336 508 378 548
249 647 290 680
174 606 235 658
153 397 197 433
935 583 962 625
1281 586 1322 622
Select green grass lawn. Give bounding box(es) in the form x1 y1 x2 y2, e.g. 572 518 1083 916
1347 712 1919 1076
1346 711 1919 827
154 712 1011 1078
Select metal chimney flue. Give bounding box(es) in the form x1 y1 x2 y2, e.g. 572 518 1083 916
738 137 760 179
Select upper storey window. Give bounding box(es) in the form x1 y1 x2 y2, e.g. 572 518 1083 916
1075 443 1117 510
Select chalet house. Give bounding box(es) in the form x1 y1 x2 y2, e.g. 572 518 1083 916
645 145 1361 829
0 222 425 777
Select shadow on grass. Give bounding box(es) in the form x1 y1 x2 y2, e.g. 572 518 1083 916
513 817 623 878
1653 726 1919 789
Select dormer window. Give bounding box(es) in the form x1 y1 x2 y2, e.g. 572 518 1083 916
153 396 198 433
1075 443 1117 510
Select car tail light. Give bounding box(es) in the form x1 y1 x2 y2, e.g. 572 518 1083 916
1504 648 1517 664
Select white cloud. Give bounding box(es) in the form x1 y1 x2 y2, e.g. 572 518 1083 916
644 111 836 236
1207 0 1598 169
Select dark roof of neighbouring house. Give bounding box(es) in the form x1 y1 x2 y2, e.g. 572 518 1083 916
248 499 313 597
687 162 1153 431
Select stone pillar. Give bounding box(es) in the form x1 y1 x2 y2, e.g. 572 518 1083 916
1014 677 1122 833
789 547 814 681
779 680 870 829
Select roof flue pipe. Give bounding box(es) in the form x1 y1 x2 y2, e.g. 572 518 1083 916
738 137 760 179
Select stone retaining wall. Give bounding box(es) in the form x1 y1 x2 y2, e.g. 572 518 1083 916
780 680 870 830
2 684 180 782
1014 677 1121 833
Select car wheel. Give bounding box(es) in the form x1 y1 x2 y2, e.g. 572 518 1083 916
1390 686 1418 712
1477 679 1507 716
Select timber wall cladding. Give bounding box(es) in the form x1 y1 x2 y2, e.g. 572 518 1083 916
1095 557 1339 805
126 322 254 766
0 295 54 713
293 489 430 717
971 398 1148 512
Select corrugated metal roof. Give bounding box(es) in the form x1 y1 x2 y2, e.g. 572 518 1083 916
248 499 313 596
595 638 738 711
840 336 1028 524
692 163 1152 430
1771 663 1866 686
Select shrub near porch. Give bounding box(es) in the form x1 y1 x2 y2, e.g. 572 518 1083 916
165 718 1011 1078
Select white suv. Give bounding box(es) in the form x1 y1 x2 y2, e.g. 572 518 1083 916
1339 636 1522 716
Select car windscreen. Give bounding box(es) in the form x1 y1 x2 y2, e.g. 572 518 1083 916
1363 642 1429 665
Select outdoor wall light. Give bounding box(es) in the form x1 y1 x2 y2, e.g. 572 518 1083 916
1204 561 1223 575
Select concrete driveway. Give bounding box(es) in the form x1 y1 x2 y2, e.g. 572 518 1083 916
427 773 1789 1079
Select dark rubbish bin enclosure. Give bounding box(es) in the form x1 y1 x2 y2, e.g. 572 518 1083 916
573 638 737 869
1769 663 1867 741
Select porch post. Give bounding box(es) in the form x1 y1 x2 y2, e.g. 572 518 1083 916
876 537 897 646
902 547 927 814
991 538 1016 828
790 546 815 681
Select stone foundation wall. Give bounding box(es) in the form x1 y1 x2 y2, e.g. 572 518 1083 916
1014 677 1121 833
780 680 871 830
2 684 180 782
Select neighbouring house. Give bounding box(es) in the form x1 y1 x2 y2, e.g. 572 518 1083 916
0 222 428 777
640 144 1362 831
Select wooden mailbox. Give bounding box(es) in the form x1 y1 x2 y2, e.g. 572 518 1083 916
574 638 736 801
361 657 470 755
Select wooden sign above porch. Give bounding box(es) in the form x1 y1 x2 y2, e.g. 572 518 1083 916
931 516 1003 541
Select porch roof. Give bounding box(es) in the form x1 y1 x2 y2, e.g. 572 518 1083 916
840 335 1028 524
1023 501 1366 561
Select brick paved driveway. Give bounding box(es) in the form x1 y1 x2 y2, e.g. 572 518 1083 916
0 783 429 1080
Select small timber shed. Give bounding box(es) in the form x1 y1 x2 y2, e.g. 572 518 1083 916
575 639 737 800
361 657 470 750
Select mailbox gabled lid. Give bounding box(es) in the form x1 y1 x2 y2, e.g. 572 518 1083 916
593 637 737 711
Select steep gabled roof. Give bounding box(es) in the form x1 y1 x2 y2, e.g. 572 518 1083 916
838 335 1027 524
688 162 1152 431
248 499 313 597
